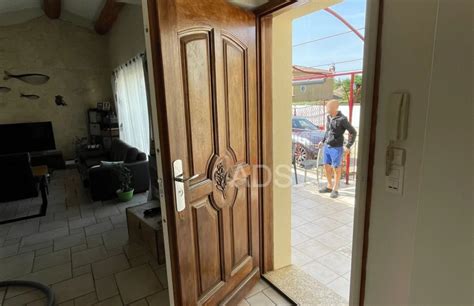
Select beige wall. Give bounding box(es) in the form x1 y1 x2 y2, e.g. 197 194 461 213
364 0 472 304
107 4 146 69
271 0 342 270
0 16 112 159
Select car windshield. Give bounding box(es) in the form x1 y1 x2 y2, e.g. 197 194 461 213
293 118 318 130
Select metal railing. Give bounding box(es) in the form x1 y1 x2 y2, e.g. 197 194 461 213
292 104 359 186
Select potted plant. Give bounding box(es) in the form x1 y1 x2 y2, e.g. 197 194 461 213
114 164 134 202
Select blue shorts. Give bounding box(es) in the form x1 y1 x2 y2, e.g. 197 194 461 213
323 145 343 168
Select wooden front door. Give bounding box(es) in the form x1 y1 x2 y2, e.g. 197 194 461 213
148 0 260 304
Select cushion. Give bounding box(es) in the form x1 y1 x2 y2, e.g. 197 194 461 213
136 152 147 161
85 157 103 168
100 161 124 167
110 139 132 161
125 148 139 163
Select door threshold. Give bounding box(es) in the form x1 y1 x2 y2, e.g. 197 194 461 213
263 266 347 305
260 275 298 305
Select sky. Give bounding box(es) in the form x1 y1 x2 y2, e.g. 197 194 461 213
292 0 367 79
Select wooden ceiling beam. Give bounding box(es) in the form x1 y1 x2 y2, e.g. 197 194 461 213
94 0 125 35
43 0 61 19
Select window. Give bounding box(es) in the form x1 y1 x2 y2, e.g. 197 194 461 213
113 54 150 154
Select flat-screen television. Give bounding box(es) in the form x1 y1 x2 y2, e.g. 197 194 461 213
0 122 56 155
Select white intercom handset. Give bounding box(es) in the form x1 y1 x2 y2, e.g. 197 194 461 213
386 93 409 141
385 93 409 194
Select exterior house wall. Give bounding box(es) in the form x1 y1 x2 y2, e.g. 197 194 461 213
292 79 334 102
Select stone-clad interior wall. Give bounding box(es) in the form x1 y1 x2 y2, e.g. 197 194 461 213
0 16 113 159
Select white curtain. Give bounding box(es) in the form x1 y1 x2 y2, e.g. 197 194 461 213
113 55 150 155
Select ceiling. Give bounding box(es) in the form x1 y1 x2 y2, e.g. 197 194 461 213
0 0 140 28
0 0 269 28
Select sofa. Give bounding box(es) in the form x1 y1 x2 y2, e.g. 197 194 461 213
79 139 149 201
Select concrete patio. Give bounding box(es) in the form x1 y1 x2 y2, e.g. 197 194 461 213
266 171 356 304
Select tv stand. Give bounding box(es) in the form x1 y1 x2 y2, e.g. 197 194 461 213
30 150 65 170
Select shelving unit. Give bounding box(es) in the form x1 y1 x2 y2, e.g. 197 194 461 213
87 108 119 149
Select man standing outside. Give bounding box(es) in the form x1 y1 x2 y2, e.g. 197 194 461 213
318 100 357 198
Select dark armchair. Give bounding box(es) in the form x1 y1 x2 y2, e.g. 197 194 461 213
79 139 150 201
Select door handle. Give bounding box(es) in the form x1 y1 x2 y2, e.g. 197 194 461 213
173 160 197 212
174 173 199 183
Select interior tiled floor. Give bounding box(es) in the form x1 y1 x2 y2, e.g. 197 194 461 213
0 169 291 306
0 190 44 223
267 171 355 304
0 169 169 306
238 280 293 306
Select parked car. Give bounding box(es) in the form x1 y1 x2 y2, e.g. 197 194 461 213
292 116 325 165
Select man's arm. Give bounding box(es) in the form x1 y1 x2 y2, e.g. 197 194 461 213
342 117 357 148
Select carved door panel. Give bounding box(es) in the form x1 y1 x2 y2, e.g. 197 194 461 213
149 0 259 304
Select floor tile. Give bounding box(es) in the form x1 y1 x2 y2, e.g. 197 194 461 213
312 217 344 232
91 254 130 280
95 275 119 301
327 211 354 224
291 248 313 267
154 266 168 289
246 292 276 305
39 220 68 233
0 243 19 259
291 214 308 228
20 263 72 285
94 205 120 219
3 289 45 306
146 290 169 306
0 252 34 280
52 273 95 303
73 292 98 305
291 229 311 246
237 298 250 305
21 227 69 247
301 261 339 285
33 249 70 271
102 228 128 250
85 221 113 236
294 239 332 260
72 246 108 268
35 246 53 256
314 232 351 250
338 245 353 258
245 279 269 298
326 277 350 301
331 225 353 240
262 287 292 305
73 264 92 277
94 295 123 306
317 251 352 275
115 265 162 304
69 216 96 230
86 234 104 248
129 298 149 306
19 241 53 254
54 233 86 251
7 220 39 239
293 223 326 238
